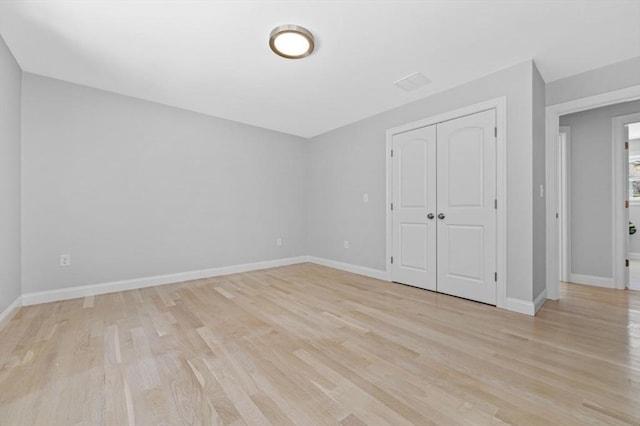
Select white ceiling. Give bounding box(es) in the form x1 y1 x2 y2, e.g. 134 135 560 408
1 1 639 138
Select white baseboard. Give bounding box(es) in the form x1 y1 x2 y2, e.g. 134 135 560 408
307 256 388 281
16 255 546 318
309 257 547 316
569 273 615 289
0 295 23 331
533 288 548 314
504 297 536 316
629 252 640 260
21 256 308 306
504 289 547 316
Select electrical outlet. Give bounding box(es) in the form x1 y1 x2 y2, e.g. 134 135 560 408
276 238 282 247
59 254 71 267
363 193 369 203
344 240 349 249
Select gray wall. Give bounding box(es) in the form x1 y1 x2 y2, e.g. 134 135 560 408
560 101 640 278
21 73 307 293
532 62 546 300
547 56 640 106
307 61 537 302
0 35 21 313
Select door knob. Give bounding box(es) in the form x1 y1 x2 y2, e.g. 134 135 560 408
438 213 445 220
427 213 434 220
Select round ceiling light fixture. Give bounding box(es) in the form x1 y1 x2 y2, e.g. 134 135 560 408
269 24 314 59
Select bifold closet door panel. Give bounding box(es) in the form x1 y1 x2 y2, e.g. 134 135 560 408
436 110 497 305
392 125 437 290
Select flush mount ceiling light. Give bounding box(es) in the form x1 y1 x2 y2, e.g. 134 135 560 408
269 24 314 59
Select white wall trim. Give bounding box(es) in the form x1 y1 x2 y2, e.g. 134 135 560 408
504 297 535 316
558 126 571 282
20 256 389 307
21 256 308 306
568 273 615 289
546 84 640 300
15 252 547 317
386 132 393 283
533 288 548 314
385 96 508 310
0 295 23 331
505 289 547 316
628 252 640 260
629 282 640 291
307 256 387 281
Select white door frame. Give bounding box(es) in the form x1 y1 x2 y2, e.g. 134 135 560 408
545 85 640 300
386 97 507 310
614 112 640 290
558 126 571 283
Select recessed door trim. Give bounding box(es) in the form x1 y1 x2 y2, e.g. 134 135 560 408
385 97 507 310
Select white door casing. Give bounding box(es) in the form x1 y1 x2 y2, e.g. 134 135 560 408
558 127 571 283
614 113 640 290
436 110 497 305
391 125 437 290
622 121 631 288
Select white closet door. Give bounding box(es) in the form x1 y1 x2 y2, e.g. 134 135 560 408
392 125 437 290
436 110 497 305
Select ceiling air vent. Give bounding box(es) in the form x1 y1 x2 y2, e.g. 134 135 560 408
393 72 431 91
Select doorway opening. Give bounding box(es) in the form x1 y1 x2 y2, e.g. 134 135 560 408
546 85 640 300
554 103 640 292
625 121 640 290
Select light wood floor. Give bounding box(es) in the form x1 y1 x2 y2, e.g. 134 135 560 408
1 263 639 426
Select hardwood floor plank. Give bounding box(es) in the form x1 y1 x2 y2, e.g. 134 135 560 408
1 263 639 425
249 391 295 426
